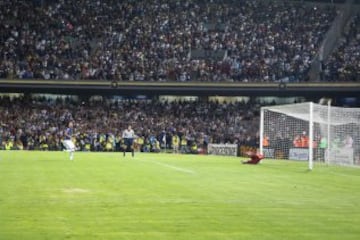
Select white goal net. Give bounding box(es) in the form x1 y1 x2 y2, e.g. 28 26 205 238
260 102 360 169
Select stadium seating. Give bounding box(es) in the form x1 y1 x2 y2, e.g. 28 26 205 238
0 0 338 82
0 96 260 151
323 13 360 82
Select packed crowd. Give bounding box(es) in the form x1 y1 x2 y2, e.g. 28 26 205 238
0 96 260 152
0 0 337 82
323 13 360 82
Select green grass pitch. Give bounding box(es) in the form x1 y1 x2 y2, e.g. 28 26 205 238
0 151 359 240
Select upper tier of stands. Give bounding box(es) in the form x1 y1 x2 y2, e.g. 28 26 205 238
0 0 344 82
323 13 360 82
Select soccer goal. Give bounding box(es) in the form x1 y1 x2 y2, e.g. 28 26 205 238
260 102 360 169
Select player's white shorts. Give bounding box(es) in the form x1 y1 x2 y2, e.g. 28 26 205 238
63 140 75 151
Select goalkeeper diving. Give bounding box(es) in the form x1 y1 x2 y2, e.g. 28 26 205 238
242 149 264 165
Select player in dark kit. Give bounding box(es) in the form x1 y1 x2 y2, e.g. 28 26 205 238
122 125 135 157
242 150 264 164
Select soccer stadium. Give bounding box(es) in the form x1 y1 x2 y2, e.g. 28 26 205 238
0 0 360 239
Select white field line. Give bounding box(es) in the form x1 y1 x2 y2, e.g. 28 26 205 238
141 159 196 174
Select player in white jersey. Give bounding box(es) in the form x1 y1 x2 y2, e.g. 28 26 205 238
63 121 75 160
123 125 135 157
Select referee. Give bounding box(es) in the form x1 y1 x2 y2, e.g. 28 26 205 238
122 125 135 157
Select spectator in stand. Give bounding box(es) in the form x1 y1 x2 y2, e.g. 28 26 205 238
343 134 353 149
300 131 309 148
293 135 302 148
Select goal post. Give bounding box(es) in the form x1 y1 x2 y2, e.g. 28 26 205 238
260 102 360 169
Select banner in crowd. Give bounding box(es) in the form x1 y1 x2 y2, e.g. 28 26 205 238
289 148 354 163
289 148 309 161
208 144 238 156
262 148 275 158
326 148 354 165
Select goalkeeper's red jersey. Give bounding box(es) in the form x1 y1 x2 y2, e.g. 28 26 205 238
246 153 264 164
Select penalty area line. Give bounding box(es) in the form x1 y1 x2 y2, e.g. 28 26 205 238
140 159 196 175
